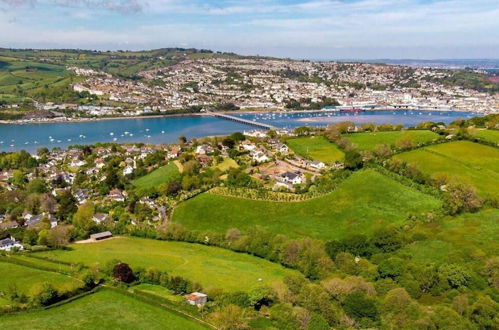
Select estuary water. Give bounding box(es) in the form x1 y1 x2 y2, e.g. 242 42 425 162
0 110 481 153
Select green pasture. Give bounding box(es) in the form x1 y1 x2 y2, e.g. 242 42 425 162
287 136 344 163
343 130 441 151
398 208 499 265
36 237 298 292
172 169 442 240
132 162 181 190
393 141 499 198
0 289 206 329
130 284 184 302
470 129 499 144
0 261 81 297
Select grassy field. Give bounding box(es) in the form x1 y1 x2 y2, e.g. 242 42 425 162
0 58 69 98
393 141 499 198
215 158 239 172
36 237 298 292
132 162 181 190
130 284 184 302
343 130 441 151
172 169 442 240
470 129 499 144
0 261 81 297
398 209 499 265
287 136 344 163
0 289 207 329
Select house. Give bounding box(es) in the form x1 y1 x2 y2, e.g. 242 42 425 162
195 154 212 166
123 165 134 175
281 171 304 185
239 140 256 151
195 144 214 155
22 211 33 221
90 231 113 241
251 151 269 163
0 236 24 251
167 147 181 159
107 189 126 202
310 161 325 170
277 143 289 153
93 213 110 224
185 292 208 307
25 214 44 228
75 189 90 204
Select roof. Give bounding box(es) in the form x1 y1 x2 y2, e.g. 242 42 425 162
282 171 298 179
90 231 113 240
0 237 16 247
185 292 207 300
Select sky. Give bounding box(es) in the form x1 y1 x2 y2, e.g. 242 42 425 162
0 0 498 59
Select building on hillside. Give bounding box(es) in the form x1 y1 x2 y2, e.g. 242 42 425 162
185 292 208 307
0 236 24 251
93 213 110 224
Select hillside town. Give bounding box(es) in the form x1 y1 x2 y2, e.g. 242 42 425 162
66 58 499 117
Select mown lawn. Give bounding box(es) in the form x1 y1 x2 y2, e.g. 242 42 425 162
398 209 499 266
215 158 239 172
172 169 442 240
36 237 298 292
470 129 499 144
132 162 180 190
393 141 499 198
287 136 344 163
0 261 81 297
0 289 207 329
343 130 441 151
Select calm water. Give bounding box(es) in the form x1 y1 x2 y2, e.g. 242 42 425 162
0 110 480 153
236 110 480 129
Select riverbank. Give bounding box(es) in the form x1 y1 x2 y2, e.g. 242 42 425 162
0 112 207 125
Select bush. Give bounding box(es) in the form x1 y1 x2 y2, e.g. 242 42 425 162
342 292 378 321
113 263 135 283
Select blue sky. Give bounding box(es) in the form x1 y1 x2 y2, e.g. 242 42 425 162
0 0 498 59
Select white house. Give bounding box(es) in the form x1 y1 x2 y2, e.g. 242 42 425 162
123 165 134 176
310 161 325 170
0 237 24 252
251 151 269 163
195 144 214 155
281 171 304 185
93 213 110 224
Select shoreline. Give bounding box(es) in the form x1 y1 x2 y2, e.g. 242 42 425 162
0 108 489 125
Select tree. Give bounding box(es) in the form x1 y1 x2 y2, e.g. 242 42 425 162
444 181 482 215
344 150 363 170
56 190 77 221
166 181 181 196
178 135 187 145
32 283 58 306
208 305 248 330
113 263 135 283
230 132 245 142
395 136 414 150
342 292 378 321
46 225 71 248
222 137 235 149
469 295 499 329
26 179 47 193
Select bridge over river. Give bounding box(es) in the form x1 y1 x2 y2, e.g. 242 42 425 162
208 111 277 130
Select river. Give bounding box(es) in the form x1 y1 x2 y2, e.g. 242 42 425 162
0 110 481 153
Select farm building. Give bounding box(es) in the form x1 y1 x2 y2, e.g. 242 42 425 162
185 292 208 307
90 231 113 241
